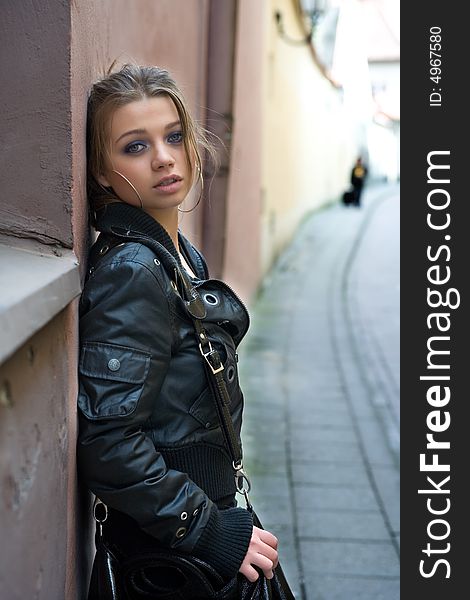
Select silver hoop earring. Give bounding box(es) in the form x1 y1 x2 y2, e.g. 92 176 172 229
178 194 202 213
178 171 204 214
112 170 143 209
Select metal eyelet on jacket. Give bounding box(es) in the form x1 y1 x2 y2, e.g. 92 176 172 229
153 258 160 266
193 508 199 516
176 527 187 538
203 293 219 306
227 365 235 383
99 245 109 255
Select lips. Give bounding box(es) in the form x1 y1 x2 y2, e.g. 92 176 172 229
155 175 182 187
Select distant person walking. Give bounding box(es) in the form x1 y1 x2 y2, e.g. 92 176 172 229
350 157 368 206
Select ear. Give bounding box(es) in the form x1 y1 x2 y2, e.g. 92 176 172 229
97 172 111 187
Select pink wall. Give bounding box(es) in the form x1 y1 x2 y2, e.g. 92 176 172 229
0 2 82 598
0 0 73 246
0 308 80 599
201 0 238 278
223 0 266 304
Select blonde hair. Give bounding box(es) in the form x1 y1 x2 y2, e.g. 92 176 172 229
86 63 218 221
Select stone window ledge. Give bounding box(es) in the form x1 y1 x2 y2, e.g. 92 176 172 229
0 243 81 365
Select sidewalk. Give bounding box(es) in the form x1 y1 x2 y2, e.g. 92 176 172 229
238 182 400 600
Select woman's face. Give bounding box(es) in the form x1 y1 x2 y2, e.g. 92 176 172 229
98 95 193 213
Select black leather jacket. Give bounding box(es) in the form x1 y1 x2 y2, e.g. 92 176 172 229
77 204 253 578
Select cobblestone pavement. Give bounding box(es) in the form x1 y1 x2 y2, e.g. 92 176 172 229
237 182 400 600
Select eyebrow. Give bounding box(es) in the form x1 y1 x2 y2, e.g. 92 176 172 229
115 121 181 144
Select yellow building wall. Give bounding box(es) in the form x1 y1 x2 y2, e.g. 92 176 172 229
261 0 357 276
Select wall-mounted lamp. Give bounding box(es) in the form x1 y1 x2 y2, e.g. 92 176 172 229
274 7 324 47
274 11 313 46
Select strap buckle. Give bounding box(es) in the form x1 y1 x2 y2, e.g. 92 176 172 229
199 340 224 374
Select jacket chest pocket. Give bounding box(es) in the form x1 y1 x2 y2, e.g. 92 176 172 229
78 342 150 420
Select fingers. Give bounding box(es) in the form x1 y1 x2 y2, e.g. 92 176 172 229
257 541 278 568
252 526 278 565
257 527 278 550
254 554 275 579
239 526 280 582
239 556 273 582
239 562 261 583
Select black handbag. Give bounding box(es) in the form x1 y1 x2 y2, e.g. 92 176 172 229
86 253 296 600
88 499 241 600
88 501 294 600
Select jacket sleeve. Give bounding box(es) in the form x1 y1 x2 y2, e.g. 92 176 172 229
77 255 252 577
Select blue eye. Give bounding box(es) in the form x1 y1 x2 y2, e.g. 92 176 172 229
167 131 183 144
125 142 147 154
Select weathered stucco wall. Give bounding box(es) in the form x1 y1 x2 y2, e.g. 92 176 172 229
201 0 238 278
222 0 267 304
0 307 81 599
0 0 73 247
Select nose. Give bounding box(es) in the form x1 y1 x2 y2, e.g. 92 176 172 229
151 142 175 170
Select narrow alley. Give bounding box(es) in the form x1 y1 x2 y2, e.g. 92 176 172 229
239 182 400 600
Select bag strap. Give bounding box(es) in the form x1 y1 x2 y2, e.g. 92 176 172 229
179 270 252 509
168 261 253 507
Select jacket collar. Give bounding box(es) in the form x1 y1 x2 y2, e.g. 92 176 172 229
94 203 207 319
94 203 208 282
95 202 182 265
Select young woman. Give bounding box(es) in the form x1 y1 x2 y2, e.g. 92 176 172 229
77 63 279 594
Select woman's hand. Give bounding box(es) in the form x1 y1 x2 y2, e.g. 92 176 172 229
239 525 279 582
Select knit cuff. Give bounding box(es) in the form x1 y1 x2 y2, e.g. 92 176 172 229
192 506 253 578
